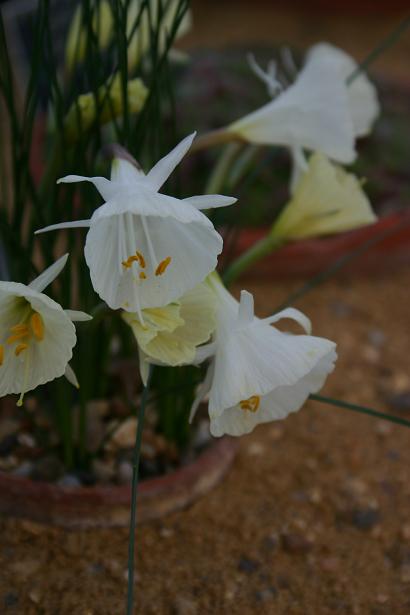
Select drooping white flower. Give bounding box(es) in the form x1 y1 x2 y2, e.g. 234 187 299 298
228 49 356 164
36 134 236 317
0 255 91 405
271 152 377 241
122 280 216 382
190 275 337 437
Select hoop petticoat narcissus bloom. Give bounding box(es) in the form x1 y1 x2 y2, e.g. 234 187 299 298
0 254 91 406
35 134 236 318
190 275 337 437
271 152 377 241
122 281 216 383
227 48 356 164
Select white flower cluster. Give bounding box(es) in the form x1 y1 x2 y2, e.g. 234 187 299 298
2 42 380 436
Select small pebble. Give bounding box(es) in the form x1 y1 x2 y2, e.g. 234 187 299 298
237 557 260 574
57 474 82 488
172 596 198 615
367 329 386 348
255 587 278 602
108 418 137 450
350 507 381 531
117 460 133 484
281 532 314 554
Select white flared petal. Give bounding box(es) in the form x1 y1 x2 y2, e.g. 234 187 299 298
0 284 76 397
35 220 91 235
189 363 214 423
262 307 312 335
145 132 196 191
183 195 237 210
28 254 69 292
57 174 117 201
210 349 337 437
307 43 380 137
65 309 92 322
85 200 223 311
230 57 355 163
238 290 254 325
209 322 336 417
65 363 79 388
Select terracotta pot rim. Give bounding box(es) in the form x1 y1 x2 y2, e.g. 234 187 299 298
0 437 238 528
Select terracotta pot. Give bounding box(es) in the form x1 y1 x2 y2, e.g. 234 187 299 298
227 211 410 280
0 437 237 529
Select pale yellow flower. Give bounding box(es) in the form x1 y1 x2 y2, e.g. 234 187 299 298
271 152 376 241
122 282 216 382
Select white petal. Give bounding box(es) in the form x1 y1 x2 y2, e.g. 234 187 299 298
35 220 91 235
289 145 308 194
182 195 237 210
64 309 92 322
230 58 356 163
57 174 117 201
262 307 312 335
210 349 337 437
64 363 79 388
193 341 218 365
145 133 196 191
110 158 145 184
28 254 68 292
209 322 336 417
238 290 254 325
307 43 380 137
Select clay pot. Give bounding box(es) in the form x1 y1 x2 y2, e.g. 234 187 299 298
227 211 410 280
0 437 237 528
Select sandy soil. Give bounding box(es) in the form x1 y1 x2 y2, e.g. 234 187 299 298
1 266 410 614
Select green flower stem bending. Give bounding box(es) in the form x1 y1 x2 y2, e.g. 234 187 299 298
205 142 244 196
310 394 410 429
223 234 282 287
190 128 242 153
126 366 153 615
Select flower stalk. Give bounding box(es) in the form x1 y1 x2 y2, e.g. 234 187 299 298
126 366 152 615
223 234 283 286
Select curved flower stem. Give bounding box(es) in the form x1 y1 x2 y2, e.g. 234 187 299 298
190 128 242 153
126 366 153 615
205 142 243 195
222 234 282 287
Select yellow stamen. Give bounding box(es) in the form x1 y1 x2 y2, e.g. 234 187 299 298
135 251 146 268
10 324 29 334
155 256 172 276
139 271 147 280
239 395 260 413
30 312 44 341
0 344 4 366
15 343 29 357
7 330 29 344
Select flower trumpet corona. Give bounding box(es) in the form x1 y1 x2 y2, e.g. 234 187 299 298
0 255 91 405
36 134 236 316
190 275 337 437
271 152 377 241
123 281 217 382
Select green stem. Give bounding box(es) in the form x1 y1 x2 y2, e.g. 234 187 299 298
223 234 282 287
190 128 241 153
126 367 152 615
205 143 243 195
310 394 410 429
347 16 410 85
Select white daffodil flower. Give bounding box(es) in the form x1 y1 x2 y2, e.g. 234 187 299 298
36 134 236 317
228 49 356 164
122 281 216 383
271 152 377 241
190 276 337 437
0 254 91 405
